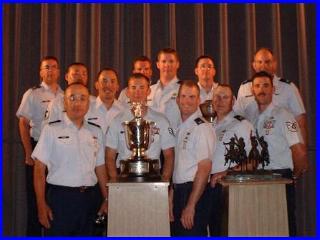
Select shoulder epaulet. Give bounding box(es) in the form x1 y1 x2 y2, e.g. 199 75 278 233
88 121 101 128
194 117 205 125
279 78 291 84
48 120 61 125
32 84 42 90
234 115 245 121
241 79 251 85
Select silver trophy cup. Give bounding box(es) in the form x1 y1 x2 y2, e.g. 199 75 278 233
119 102 160 179
199 100 216 123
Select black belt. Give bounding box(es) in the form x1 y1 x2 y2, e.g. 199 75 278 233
47 183 96 193
172 181 193 190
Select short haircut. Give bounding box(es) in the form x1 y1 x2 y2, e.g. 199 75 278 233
127 72 150 86
39 56 59 69
96 67 119 84
194 55 215 68
215 83 233 96
66 62 88 74
177 80 200 97
251 71 273 86
253 47 274 58
132 56 152 70
157 48 180 62
65 82 89 94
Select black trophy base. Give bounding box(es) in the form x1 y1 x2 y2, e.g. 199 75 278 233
223 169 282 182
119 158 161 181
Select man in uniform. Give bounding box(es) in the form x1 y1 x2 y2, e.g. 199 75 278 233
118 55 153 105
86 67 123 134
43 62 93 126
251 71 308 236
16 56 63 236
106 73 175 181
194 55 219 103
172 80 216 236
32 83 108 236
149 48 181 132
209 84 255 236
234 47 308 145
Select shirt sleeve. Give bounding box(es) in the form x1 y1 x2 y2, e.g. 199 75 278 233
45 98 63 123
105 118 120 150
159 117 176 150
195 124 216 163
95 129 106 167
31 124 53 165
287 82 306 117
281 110 304 146
16 89 33 120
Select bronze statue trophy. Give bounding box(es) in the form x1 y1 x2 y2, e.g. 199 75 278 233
223 131 279 182
199 100 216 123
119 102 161 180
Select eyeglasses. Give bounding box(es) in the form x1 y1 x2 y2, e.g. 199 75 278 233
41 65 59 70
66 94 89 102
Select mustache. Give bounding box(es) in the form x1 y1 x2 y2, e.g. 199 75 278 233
257 93 266 97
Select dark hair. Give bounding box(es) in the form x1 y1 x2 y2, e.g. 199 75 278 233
251 71 273 86
215 83 234 95
195 55 215 68
96 67 119 83
39 56 59 69
132 56 152 71
128 72 150 86
157 48 180 62
177 80 200 97
66 62 88 74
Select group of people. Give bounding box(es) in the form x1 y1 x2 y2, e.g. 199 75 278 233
16 47 308 236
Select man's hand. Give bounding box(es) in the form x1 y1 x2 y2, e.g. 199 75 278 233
98 200 108 215
38 202 53 229
25 154 34 166
210 171 227 188
180 204 195 229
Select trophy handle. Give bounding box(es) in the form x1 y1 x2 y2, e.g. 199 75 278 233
122 121 132 150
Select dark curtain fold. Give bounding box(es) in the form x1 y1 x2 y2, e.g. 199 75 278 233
3 3 315 236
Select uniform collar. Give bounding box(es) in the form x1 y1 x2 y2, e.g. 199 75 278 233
179 109 202 129
197 81 218 93
155 77 179 91
213 111 235 128
41 81 63 94
63 112 88 130
273 75 280 88
260 102 275 118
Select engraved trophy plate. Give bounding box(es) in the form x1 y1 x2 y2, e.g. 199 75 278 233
199 100 216 123
129 161 149 174
120 102 161 180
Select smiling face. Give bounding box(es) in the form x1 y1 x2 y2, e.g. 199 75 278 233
176 84 200 120
95 70 119 102
127 76 150 104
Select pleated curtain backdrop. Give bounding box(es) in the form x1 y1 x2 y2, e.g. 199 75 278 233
3 3 316 236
